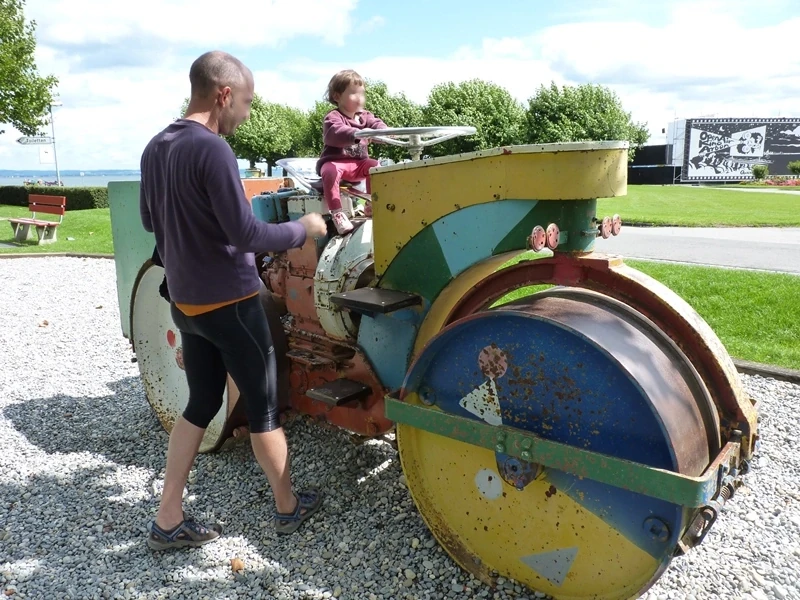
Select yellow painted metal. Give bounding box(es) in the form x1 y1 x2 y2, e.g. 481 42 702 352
391 144 750 596
397 392 662 600
370 143 628 275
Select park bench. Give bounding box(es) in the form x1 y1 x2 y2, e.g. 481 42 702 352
8 194 66 244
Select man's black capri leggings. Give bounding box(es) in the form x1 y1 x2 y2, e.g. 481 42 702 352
169 294 280 433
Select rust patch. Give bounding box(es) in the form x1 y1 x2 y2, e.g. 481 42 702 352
479 344 508 379
174 347 184 370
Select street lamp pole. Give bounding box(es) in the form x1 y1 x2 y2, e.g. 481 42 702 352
49 101 62 185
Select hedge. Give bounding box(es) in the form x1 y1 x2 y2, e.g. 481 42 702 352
0 186 108 210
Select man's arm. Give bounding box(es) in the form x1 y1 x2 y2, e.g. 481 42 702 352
203 138 313 253
322 111 358 148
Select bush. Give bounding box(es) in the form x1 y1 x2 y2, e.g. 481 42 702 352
751 165 769 180
0 186 108 210
788 161 800 176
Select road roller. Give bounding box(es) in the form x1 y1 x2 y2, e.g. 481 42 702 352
108 127 758 600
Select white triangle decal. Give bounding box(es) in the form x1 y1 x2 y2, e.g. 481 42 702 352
459 379 502 425
520 546 579 587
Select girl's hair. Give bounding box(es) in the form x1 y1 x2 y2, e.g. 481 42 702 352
326 69 365 105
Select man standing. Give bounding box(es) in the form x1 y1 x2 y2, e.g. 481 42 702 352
140 51 326 549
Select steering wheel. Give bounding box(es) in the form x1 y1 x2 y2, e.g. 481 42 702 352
354 126 476 161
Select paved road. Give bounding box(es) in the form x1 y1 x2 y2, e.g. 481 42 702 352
595 227 800 274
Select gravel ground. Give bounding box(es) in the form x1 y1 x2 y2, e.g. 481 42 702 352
1 256 799 600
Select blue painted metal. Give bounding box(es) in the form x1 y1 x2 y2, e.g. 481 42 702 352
252 190 298 223
401 308 687 559
429 200 538 276
356 306 426 391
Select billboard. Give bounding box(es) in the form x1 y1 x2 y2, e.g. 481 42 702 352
681 118 800 182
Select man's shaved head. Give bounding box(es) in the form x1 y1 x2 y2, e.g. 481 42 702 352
189 51 252 98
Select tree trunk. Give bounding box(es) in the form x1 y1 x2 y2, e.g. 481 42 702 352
267 163 273 177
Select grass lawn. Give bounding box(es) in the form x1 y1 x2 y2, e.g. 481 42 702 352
496 257 800 372
628 259 800 371
0 205 113 255
598 185 800 227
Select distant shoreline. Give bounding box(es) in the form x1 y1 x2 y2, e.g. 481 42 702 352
0 169 257 188
0 170 140 177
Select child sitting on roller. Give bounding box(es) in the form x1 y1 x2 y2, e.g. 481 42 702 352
316 69 388 235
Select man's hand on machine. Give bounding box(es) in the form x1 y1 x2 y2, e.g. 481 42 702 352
299 213 328 239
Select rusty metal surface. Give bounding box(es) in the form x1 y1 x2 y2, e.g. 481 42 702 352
444 253 758 458
513 288 722 472
285 329 393 437
258 243 394 437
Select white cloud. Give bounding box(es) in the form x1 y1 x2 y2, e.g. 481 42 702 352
25 0 358 48
1 0 361 171
3 0 800 171
361 15 386 33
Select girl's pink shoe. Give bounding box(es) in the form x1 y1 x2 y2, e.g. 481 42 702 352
331 209 354 235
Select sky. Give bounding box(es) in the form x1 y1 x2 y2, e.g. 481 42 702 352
2 0 799 171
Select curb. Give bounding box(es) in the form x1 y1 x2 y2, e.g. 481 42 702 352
620 222 794 229
732 359 800 385
0 252 114 259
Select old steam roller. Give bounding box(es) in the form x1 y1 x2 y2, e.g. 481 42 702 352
107 128 758 600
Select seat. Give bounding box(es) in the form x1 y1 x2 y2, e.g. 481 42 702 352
309 179 365 194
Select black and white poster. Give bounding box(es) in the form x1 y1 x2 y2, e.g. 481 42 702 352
681 118 800 181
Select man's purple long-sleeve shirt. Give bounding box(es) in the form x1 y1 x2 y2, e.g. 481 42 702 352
140 119 306 305
316 109 387 174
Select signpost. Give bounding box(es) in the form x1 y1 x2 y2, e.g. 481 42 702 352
16 136 54 145
16 99 62 184
50 101 62 185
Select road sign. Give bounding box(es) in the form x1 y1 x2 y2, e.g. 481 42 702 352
17 136 53 145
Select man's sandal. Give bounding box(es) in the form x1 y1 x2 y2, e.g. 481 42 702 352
274 488 324 535
147 514 223 551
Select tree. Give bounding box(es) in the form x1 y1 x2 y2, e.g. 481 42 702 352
524 82 649 159
0 0 59 135
298 100 331 157
363 79 423 162
226 97 308 175
180 94 310 177
179 95 306 175
421 79 525 157
284 103 313 159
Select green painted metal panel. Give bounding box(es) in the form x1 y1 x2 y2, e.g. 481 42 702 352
380 224 452 301
108 181 155 338
494 198 598 255
386 396 736 508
